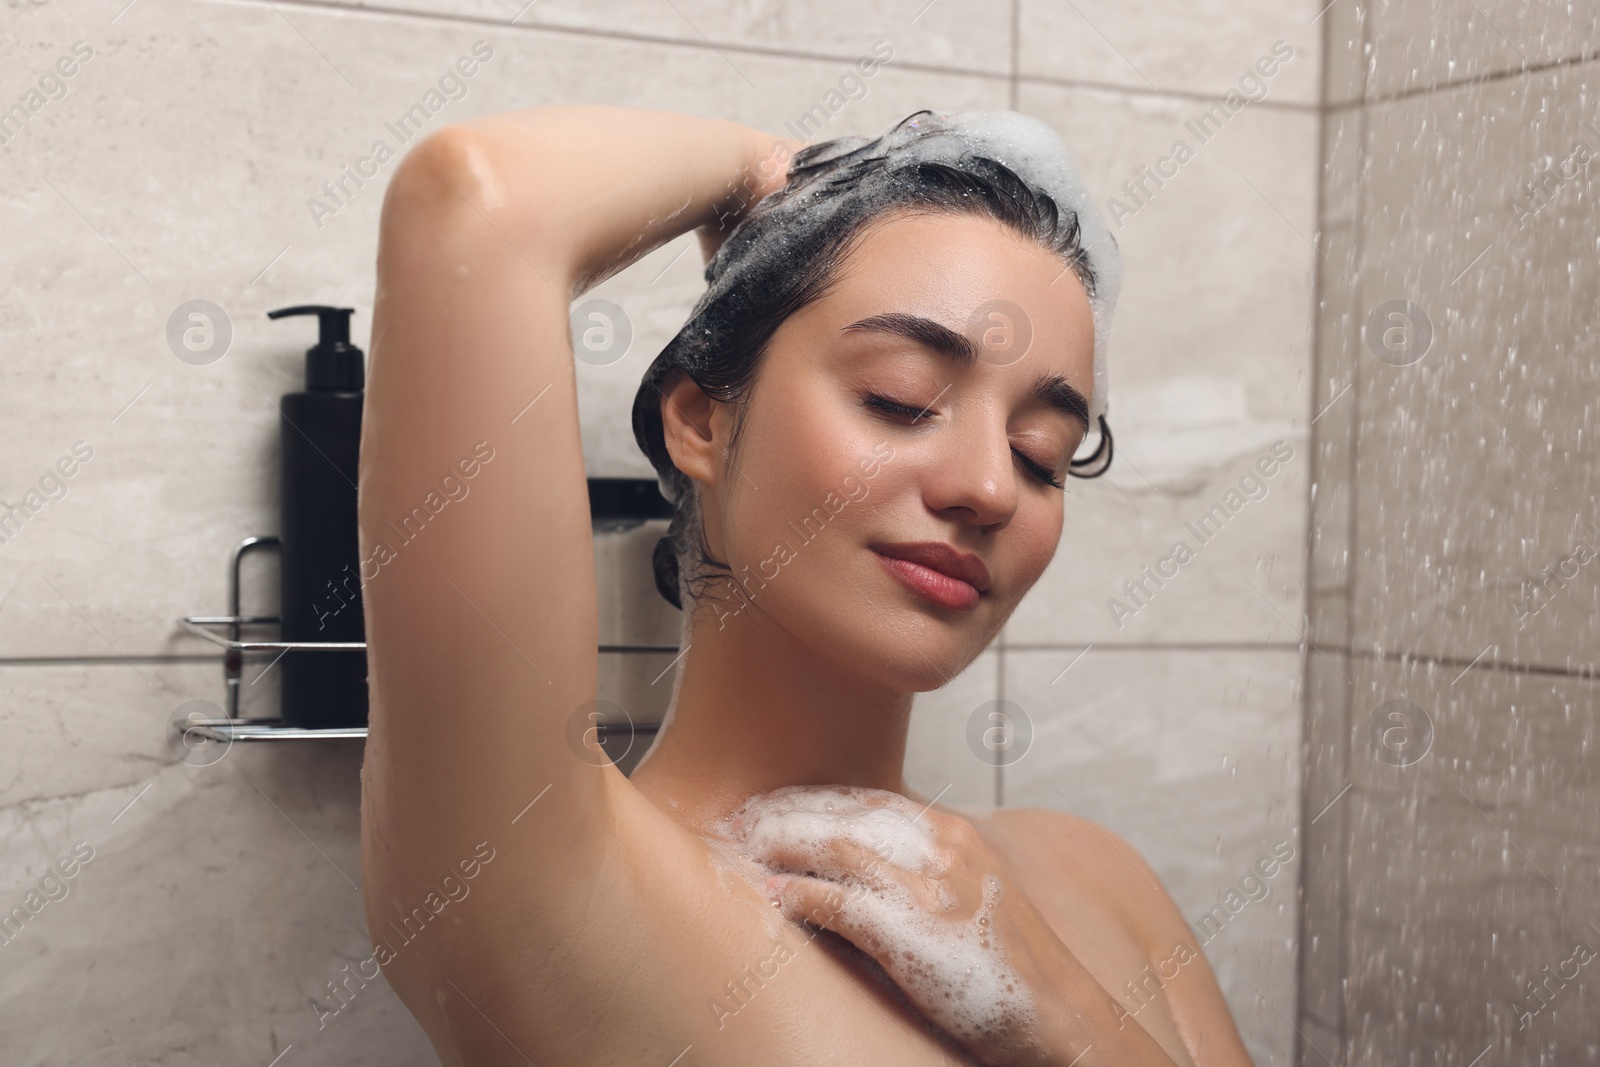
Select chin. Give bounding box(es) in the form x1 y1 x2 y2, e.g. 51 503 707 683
869 625 994 692
797 579 1002 693
709 535 1005 689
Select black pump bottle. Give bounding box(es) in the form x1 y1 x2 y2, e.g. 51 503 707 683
267 305 368 728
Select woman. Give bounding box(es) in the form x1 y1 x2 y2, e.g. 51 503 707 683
357 103 1255 1066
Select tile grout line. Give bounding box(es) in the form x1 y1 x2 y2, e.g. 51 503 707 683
205 0 1009 80
1297 3 1341 1062
1354 45 1600 108
998 0 1019 812
0 655 227 667
2 644 1592 677
201 0 1330 111
243 0 1600 113
1333 5 1377 1057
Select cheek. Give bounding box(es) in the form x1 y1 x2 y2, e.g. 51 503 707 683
723 392 872 554
1005 500 1064 593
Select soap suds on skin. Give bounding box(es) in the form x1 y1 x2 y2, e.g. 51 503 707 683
711 784 1039 1051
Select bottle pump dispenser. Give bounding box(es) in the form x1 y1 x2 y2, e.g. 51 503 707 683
267 305 368 728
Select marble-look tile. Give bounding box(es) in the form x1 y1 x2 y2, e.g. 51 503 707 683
1336 657 1600 1064
0 662 216 884
595 649 678 776
0 663 436 1065
1323 0 1370 107
1019 0 1324 106
313 0 1012 73
1363 0 1600 100
1002 647 1301 1067
1351 63 1600 672
0 0 1005 660
1343 785 1599 1066
1299 1014 1343 1067
904 648 999 809
1344 654 1600 816
1004 82 1315 645
589 576 689 756
594 518 682 649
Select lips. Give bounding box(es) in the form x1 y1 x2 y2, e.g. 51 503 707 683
870 541 992 611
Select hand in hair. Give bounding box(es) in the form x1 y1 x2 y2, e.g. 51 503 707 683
696 132 808 264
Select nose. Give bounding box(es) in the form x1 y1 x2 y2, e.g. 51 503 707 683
923 408 1018 528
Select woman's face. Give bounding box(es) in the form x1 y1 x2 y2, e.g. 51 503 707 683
691 208 1097 690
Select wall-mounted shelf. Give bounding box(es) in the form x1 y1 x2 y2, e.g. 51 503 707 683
181 487 675 744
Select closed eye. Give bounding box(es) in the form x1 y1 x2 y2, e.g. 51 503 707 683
861 392 1066 491
863 392 930 422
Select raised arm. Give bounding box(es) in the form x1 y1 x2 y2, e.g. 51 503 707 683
356 107 792 963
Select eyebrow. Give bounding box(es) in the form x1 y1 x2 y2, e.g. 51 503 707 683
841 312 1091 432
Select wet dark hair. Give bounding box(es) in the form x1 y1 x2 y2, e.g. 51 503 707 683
630 110 1114 612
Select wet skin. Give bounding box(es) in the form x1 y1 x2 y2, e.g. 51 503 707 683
356 104 1255 1067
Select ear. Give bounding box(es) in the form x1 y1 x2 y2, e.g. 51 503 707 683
659 370 728 488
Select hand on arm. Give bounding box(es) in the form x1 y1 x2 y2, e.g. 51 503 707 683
722 787 1183 1067
694 132 807 264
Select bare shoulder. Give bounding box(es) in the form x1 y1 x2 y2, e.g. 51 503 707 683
980 807 1181 954
980 806 1259 1067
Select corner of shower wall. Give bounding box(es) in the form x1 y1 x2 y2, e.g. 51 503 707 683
1300 0 1370 1063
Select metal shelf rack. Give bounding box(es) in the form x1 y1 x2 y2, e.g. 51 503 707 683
180 534 672 744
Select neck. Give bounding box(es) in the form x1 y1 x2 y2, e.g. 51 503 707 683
628 599 916 836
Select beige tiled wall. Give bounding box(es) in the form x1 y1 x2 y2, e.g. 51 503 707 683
1303 1 1600 1063
0 1 1314 1062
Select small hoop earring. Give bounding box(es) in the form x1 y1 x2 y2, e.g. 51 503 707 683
1068 415 1113 479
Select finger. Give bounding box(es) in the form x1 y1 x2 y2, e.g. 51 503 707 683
742 833 898 891
767 873 894 960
